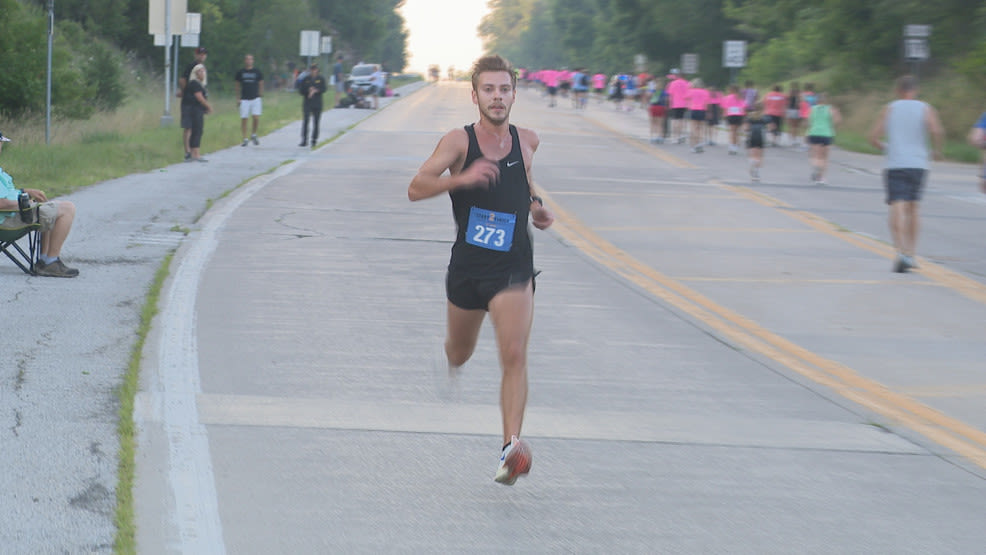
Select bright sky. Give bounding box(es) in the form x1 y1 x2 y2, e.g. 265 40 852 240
400 0 490 75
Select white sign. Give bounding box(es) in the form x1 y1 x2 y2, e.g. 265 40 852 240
300 30 321 57
321 36 333 54
634 54 647 71
181 34 199 48
723 41 746 68
148 0 188 35
185 13 201 34
904 24 931 38
904 38 929 60
681 53 699 75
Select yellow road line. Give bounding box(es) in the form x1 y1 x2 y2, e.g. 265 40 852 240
593 226 813 233
586 117 698 170
673 276 944 286
535 185 986 470
723 183 986 306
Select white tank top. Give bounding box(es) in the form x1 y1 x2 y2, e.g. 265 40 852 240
885 99 929 170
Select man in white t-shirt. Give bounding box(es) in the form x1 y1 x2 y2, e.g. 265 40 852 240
370 67 387 109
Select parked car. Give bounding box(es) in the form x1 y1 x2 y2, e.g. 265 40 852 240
347 63 383 95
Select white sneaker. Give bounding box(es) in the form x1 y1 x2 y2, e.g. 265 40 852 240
433 343 461 402
494 436 532 485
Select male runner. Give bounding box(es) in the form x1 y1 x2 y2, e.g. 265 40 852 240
408 55 555 485
868 75 944 272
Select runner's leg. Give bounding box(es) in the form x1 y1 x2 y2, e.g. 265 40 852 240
487 281 534 445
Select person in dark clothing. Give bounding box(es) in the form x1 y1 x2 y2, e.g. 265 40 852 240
298 65 328 148
182 64 212 162
408 55 555 486
178 47 208 161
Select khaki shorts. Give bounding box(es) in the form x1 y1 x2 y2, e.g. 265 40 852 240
0 201 59 231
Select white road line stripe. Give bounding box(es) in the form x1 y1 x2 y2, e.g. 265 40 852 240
147 161 301 554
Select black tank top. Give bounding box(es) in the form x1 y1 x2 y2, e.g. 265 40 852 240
448 124 534 277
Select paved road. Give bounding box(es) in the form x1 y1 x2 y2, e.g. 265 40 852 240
137 82 986 554
5 80 986 553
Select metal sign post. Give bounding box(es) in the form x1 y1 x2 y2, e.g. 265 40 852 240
300 30 320 68
681 53 699 76
722 40 746 85
149 0 188 126
45 0 54 145
903 24 931 82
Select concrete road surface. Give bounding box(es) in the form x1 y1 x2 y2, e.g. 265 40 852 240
5 79 986 554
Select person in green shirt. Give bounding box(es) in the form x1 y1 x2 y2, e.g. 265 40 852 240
806 93 842 185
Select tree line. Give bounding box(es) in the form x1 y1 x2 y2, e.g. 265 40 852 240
0 0 409 118
479 0 986 91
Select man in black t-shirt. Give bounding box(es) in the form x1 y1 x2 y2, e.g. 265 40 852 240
178 47 208 160
234 54 265 146
297 65 327 148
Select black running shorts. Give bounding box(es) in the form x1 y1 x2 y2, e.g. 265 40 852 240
446 268 535 311
885 168 926 205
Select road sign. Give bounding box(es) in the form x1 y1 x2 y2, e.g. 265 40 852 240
904 24 931 38
634 54 647 72
321 36 333 55
148 0 188 35
904 38 929 60
681 53 699 75
723 41 746 68
185 12 201 34
300 30 321 57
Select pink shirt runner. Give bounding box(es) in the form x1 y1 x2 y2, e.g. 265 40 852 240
687 88 710 111
722 94 746 117
592 74 606 89
667 78 690 109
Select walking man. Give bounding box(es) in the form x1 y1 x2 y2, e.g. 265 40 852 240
868 75 944 273
234 54 264 146
298 64 327 148
408 55 555 485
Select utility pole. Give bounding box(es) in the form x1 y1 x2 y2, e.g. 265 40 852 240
45 0 54 145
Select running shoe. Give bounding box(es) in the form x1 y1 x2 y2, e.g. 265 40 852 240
433 343 461 402
903 255 918 271
494 436 532 486
893 254 907 273
241 139 249 147
810 167 821 183
752 166 760 182
251 134 260 145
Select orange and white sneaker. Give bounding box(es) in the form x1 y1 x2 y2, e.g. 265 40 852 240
494 436 532 486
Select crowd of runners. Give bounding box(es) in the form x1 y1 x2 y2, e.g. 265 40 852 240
520 67 848 185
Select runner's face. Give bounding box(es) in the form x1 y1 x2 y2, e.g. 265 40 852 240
473 71 514 125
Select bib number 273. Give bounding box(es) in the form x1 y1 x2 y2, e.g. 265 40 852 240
466 207 515 252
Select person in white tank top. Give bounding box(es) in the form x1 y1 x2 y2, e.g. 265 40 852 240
868 75 944 273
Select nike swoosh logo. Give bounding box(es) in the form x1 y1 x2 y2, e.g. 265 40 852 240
506 160 520 167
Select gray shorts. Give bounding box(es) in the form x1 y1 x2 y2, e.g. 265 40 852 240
885 168 927 205
0 201 58 231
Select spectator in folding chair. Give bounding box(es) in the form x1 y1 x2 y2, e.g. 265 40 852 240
0 131 79 277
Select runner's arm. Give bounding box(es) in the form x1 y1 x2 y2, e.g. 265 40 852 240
867 106 888 150
409 129 497 201
925 105 945 160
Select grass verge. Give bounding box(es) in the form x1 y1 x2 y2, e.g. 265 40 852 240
113 251 173 555
0 88 335 198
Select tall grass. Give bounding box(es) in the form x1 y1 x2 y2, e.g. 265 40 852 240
826 71 984 163
0 87 333 198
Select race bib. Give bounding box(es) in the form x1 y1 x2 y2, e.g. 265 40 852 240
727 106 742 115
466 207 515 252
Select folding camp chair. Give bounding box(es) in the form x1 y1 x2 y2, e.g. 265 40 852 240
0 208 41 275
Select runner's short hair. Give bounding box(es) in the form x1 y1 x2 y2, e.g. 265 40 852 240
471 55 516 91
896 75 917 93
